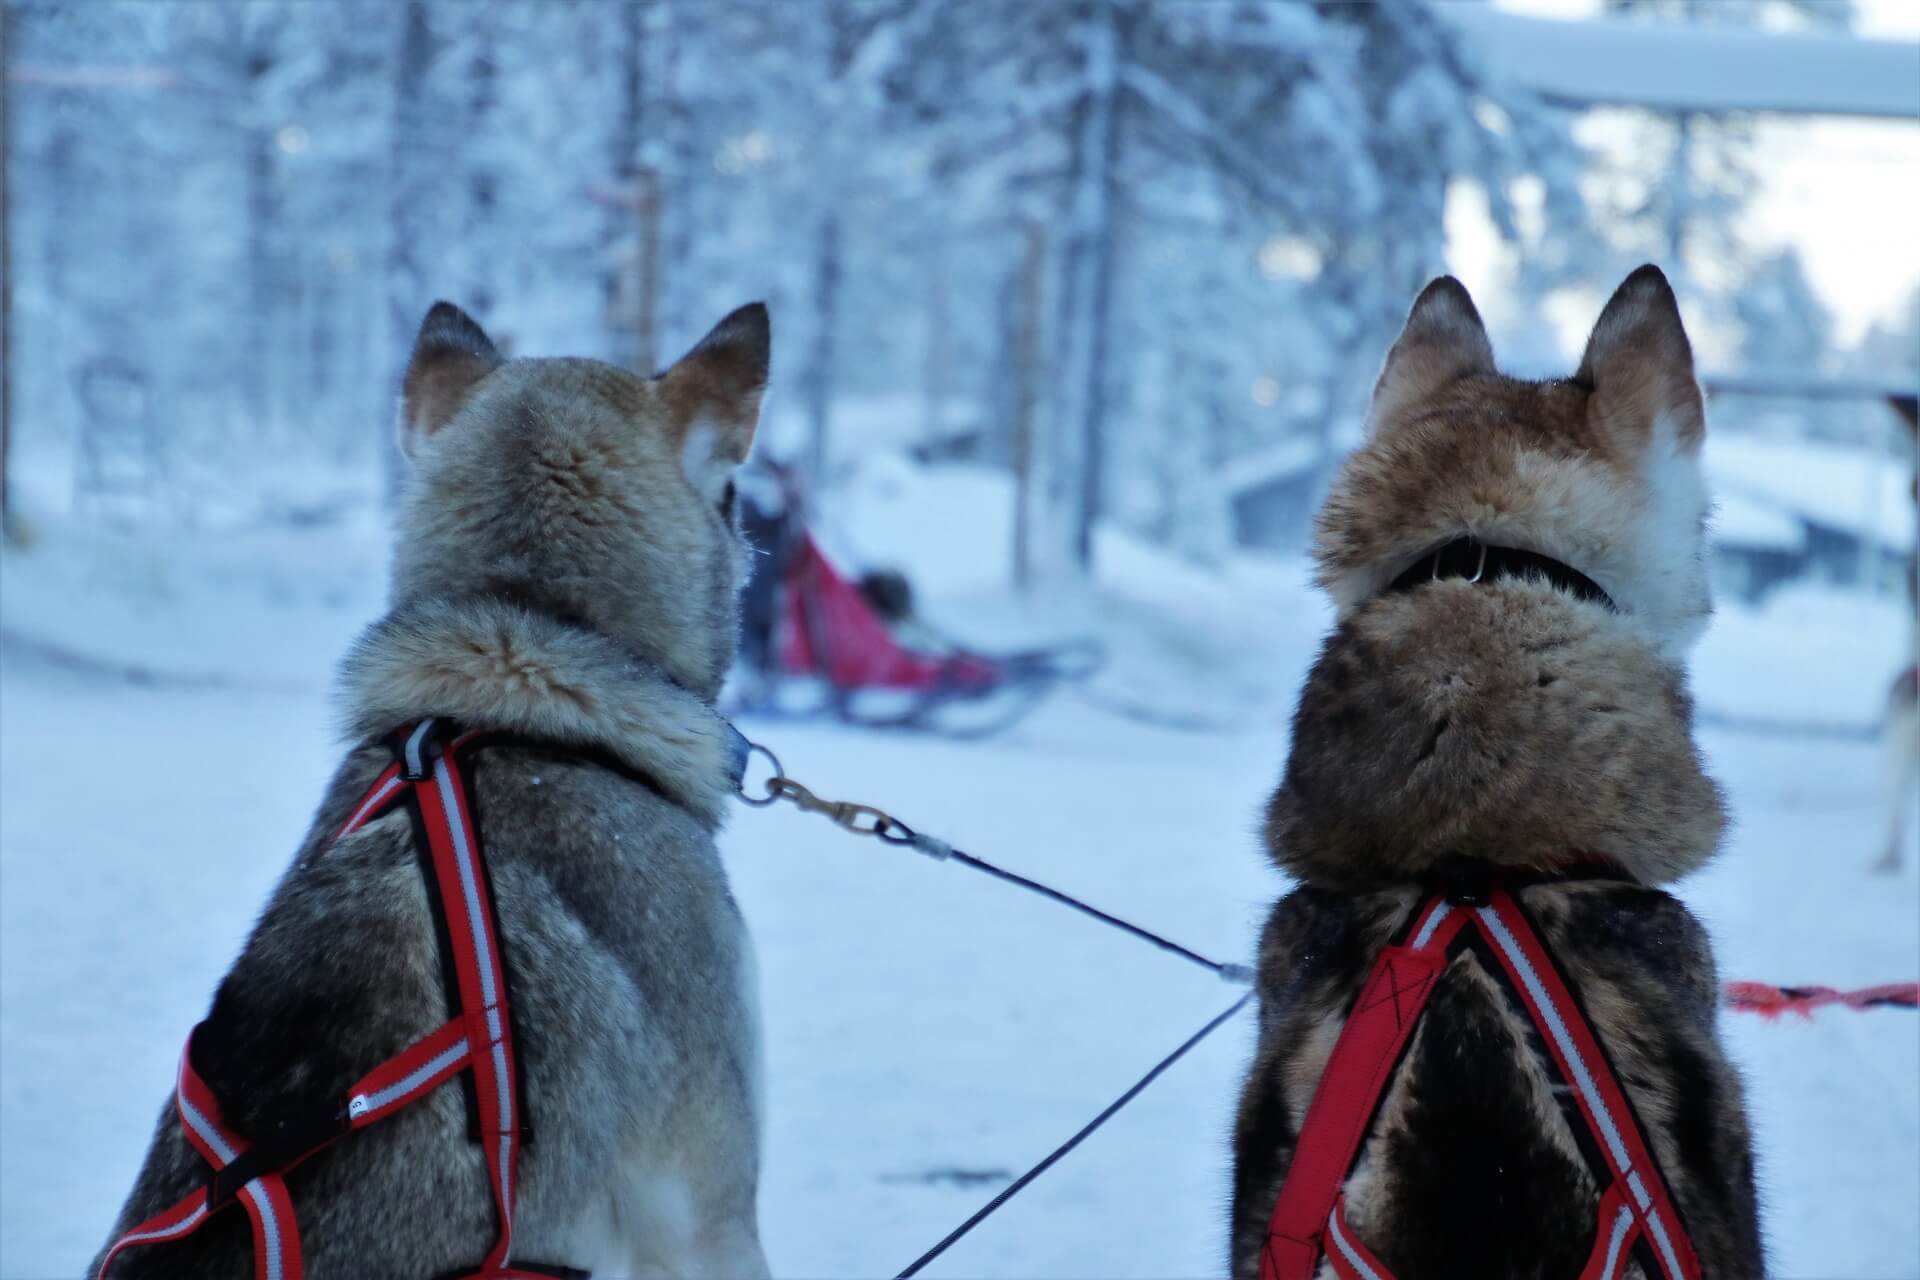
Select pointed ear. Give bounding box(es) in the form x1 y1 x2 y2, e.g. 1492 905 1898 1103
400 302 502 456
1577 265 1705 452
1368 277 1495 432
660 303 769 500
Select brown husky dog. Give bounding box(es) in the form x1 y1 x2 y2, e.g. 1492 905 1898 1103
96 302 773 1277
1231 268 1763 1277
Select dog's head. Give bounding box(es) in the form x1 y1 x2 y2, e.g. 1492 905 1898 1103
390 301 769 700
1315 266 1712 657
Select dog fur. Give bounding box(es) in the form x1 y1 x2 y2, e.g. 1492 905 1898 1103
95 302 774 1278
1231 268 1764 1278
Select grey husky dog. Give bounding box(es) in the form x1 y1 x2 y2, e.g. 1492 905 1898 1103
95 302 774 1278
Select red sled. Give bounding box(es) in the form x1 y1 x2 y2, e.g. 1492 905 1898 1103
779 533 1001 692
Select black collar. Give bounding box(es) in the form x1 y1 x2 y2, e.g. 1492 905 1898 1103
1387 537 1615 611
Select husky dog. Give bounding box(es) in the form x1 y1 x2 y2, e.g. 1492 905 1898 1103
1872 659 1919 873
96 303 774 1278
1231 268 1763 1277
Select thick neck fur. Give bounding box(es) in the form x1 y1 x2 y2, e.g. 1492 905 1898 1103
337 597 741 826
1265 580 1724 890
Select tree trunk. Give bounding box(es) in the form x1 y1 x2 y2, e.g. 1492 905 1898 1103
245 48 277 432
634 170 660 375
606 3 646 368
41 124 71 310
804 211 843 490
1055 3 1122 575
465 9 499 318
1666 112 1694 268
655 7 691 351
1011 221 1046 594
0 4 16 544
923 239 949 446
384 0 432 503
648 5 695 358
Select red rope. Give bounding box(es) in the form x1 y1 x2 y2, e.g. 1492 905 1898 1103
1722 981 1919 1018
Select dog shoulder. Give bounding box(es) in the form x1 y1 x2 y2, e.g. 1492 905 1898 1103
1524 882 1765 1275
96 760 472 1277
1524 881 1718 1030
1230 886 1414 1277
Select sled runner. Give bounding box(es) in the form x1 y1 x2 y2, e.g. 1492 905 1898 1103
735 463 1100 738
1260 881 1703 1280
99 720 588 1280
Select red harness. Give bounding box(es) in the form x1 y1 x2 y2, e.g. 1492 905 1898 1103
1259 885 1703 1280
100 721 583 1280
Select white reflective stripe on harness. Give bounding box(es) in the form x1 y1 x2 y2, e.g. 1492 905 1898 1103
404 719 436 779
1408 900 1454 951
427 749 520 1266
352 1038 471 1118
241 1182 288 1280
103 1195 209 1249
138 1030 305 1280
99 721 554 1280
1597 1202 1636 1280
1326 1208 1385 1280
1261 886 1704 1280
1475 903 1690 1280
175 1049 238 1164
338 771 404 838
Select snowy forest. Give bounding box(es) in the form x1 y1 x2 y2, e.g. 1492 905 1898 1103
5 0 1910 572
3 3 1918 1278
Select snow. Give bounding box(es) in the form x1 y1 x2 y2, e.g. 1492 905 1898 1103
1712 489 1808 552
1705 431 1916 552
1694 584 1914 728
1445 6 1920 120
2 462 1916 1279
758 394 984 478
1216 436 1322 500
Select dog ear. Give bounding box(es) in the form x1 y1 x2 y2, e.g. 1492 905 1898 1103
660 303 769 502
1577 264 1705 452
400 302 502 457
1368 276 1495 432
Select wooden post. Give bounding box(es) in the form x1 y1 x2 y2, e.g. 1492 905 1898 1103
385 0 431 506
1011 220 1045 594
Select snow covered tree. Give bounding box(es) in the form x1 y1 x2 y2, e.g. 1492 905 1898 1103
871 3 1348 571
1738 247 1834 375
870 0 1592 574
1598 0 1852 288
2 0 1593 557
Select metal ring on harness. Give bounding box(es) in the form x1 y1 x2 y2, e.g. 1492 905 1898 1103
736 740 785 806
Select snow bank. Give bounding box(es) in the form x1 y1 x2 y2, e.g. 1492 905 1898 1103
1695 585 1914 728
1713 490 1808 552
0 510 390 692
1706 431 1915 552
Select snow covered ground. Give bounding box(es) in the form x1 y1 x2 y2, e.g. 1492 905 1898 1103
2 461 1916 1278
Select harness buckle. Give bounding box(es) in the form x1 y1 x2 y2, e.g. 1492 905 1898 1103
1427 855 1493 908
203 1104 351 1211
393 718 452 780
